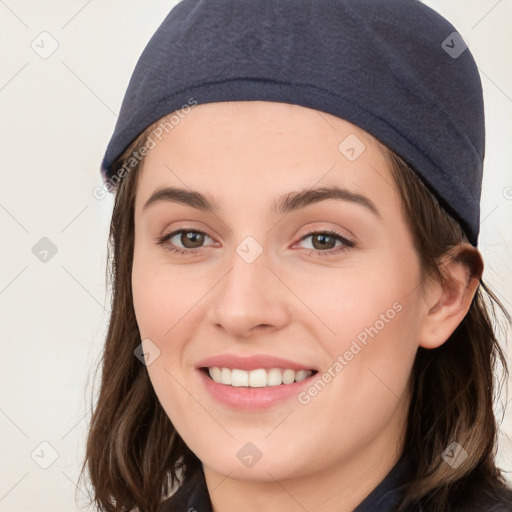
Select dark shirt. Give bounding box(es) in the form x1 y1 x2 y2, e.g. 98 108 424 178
157 450 512 512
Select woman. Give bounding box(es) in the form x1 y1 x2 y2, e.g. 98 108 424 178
81 1 512 511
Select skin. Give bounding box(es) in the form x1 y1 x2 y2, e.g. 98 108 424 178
131 101 482 512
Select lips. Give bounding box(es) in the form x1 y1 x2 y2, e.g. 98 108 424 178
196 354 316 372
195 354 318 409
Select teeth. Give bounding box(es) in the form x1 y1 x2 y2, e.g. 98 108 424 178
267 368 283 386
248 368 267 388
231 369 249 387
221 367 231 385
210 367 222 382
207 367 313 387
282 369 295 384
295 370 310 382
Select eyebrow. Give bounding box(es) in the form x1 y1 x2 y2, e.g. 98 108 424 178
142 185 380 217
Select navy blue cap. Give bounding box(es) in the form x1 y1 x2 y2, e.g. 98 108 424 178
100 0 485 245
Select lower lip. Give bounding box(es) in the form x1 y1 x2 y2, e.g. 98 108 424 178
198 369 317 410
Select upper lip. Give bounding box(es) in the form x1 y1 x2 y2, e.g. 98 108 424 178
196 354 317 372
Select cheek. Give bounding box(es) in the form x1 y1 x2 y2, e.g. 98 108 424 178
131 242 196 341
292 249 422 415
132 257 161 341
132 267 173 339
286 251 420 356
131 246 202 433
131 243 209 396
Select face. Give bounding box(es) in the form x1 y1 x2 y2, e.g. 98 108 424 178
131 101 425 483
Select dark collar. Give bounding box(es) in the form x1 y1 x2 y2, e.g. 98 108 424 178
159 449 414 512
353 449 413 512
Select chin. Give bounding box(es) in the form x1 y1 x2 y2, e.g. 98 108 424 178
198 441 316 482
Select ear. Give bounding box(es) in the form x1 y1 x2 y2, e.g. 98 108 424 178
418 243 483 349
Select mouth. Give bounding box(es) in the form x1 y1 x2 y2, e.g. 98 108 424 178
201 367 319 387
196 354 320 409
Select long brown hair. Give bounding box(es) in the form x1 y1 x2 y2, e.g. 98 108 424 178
79 122 511 512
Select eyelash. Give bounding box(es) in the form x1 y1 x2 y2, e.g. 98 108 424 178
155 228 355 257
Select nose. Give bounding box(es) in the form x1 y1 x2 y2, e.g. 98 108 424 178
208 245 290 339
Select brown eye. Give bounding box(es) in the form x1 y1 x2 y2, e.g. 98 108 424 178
157 229 215 254
297 230 354 256
179 231 206 249
310 233 337 250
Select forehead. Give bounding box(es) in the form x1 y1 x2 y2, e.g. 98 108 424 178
134 101 396 213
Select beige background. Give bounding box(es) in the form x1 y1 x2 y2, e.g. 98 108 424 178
0 1 511 510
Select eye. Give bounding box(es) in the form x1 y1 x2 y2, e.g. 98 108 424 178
297 230 354 256
156 229 216 255
156 228 354 257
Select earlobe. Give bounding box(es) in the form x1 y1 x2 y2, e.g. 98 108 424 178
418 243 483 349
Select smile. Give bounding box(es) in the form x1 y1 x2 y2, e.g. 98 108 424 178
206 367 316 387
